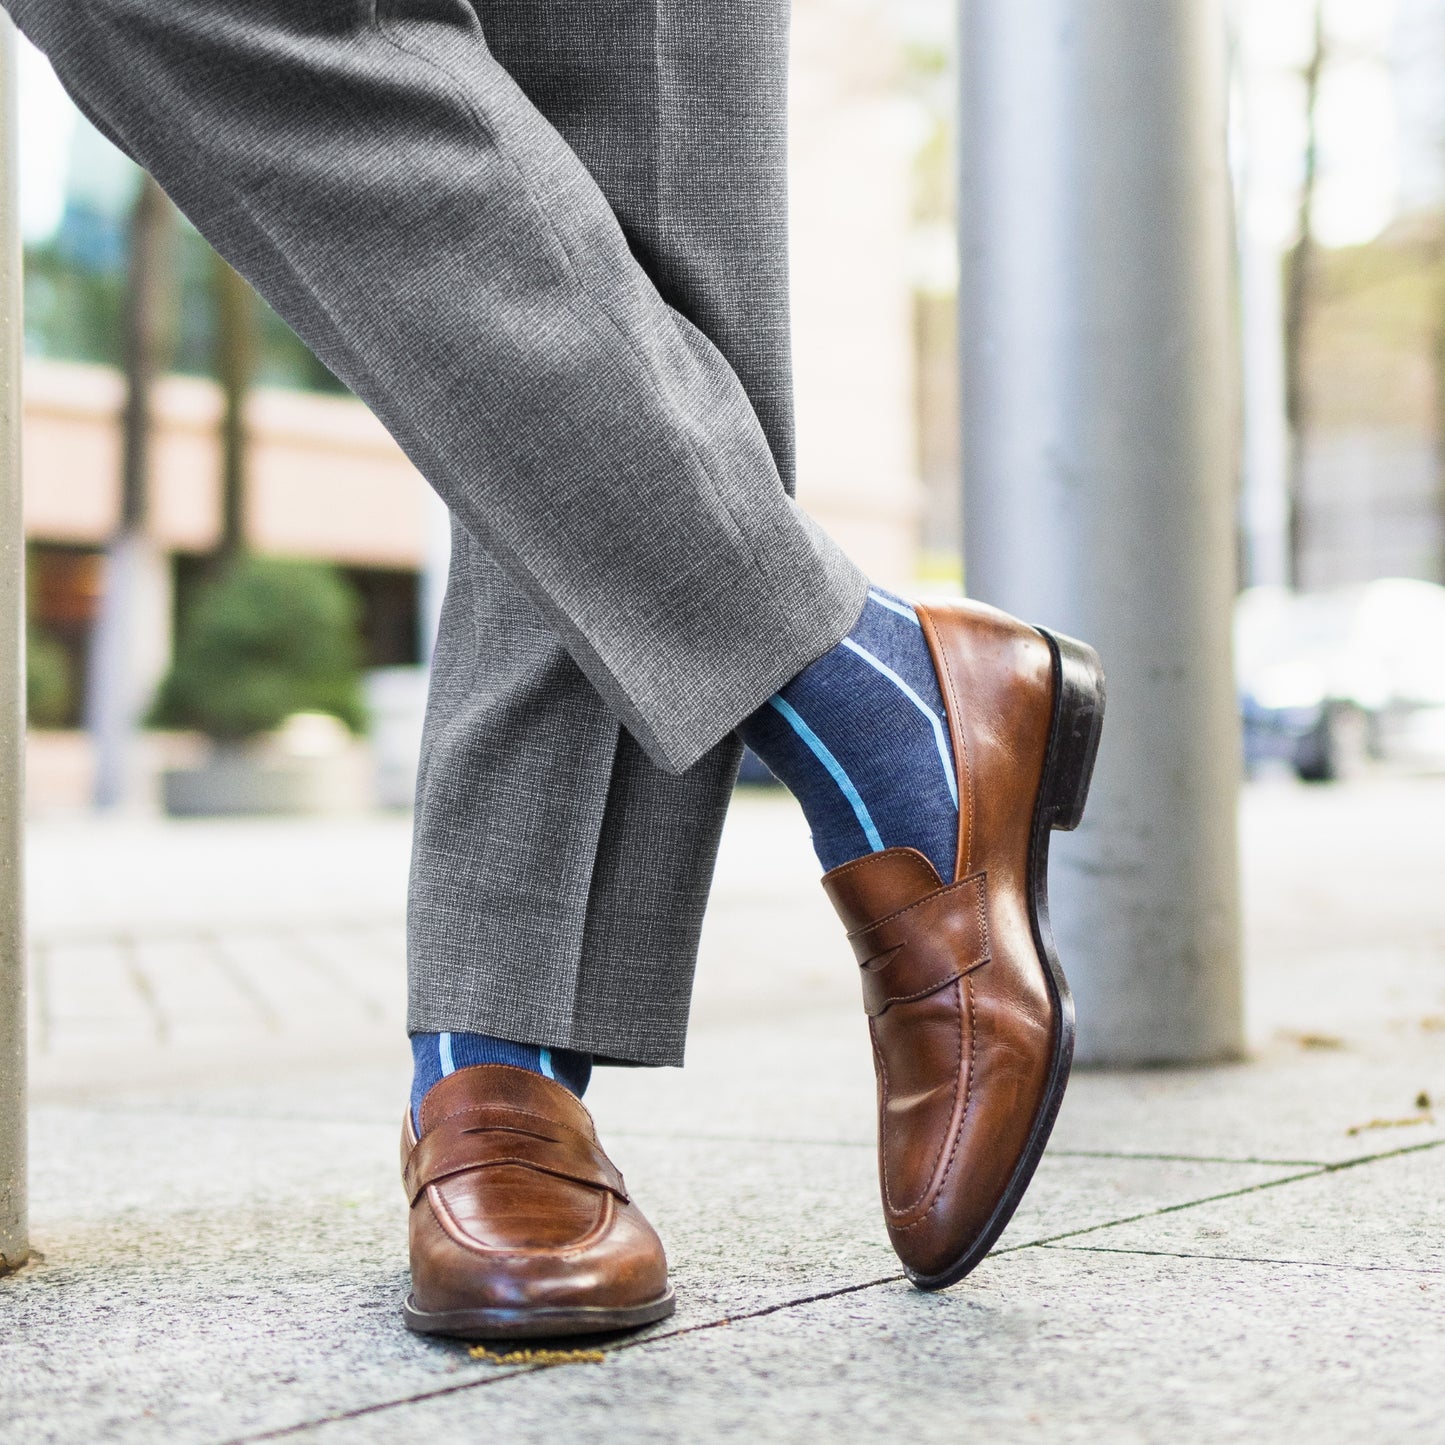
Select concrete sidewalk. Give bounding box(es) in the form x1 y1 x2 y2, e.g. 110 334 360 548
3 779 1444 1442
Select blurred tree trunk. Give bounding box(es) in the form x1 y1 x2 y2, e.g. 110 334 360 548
211 253 257 565
118 173 175 533
87 172 177 809
1282 1 1325 591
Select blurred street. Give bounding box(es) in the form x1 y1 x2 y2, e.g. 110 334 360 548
3 777 1443 1441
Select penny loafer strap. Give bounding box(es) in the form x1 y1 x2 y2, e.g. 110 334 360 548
405 1108 628 1205
849 872 992 1017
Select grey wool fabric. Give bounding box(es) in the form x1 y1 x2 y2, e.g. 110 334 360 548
11 0 868 1064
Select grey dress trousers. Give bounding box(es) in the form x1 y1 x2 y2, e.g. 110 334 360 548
9 0 868 1065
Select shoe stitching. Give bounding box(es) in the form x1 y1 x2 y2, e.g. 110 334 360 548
874 1021 896 1209
424 1100 597 1147
411 1123 621 1178
411 1117 622 1195
916 604 973 882
846 871 988 938
893 971 976 1233
827 847 935 881
879 978 964 1218
944 641 975 881
417 1154 624 1204
428 1100 590 1138
857 878 990 1013
869 968 968 1015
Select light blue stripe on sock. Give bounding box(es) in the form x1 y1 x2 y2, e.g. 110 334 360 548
868 589 923 627
840 638 959 807
538 1048 555 1080
769 695 884 852
439 1031 456 1077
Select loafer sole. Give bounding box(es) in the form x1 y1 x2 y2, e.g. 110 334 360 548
402 1286 676 1341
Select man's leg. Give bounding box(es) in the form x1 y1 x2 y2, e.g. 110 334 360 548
406 526 740 1066
478 0 798 488
14 0 1108 1331
406 0 799 1072
6 0 848 1342
8 0 867 774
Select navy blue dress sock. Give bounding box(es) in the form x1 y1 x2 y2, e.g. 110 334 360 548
739 587 959 880
410 1032 593 1129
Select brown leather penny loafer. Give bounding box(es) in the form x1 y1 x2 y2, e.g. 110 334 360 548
401 1063 675 1339
822 599 1105 1290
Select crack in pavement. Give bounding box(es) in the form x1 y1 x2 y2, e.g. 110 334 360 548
1041 1243 1445 1275
995 1136 1444 1254
217 1136 1443 1442
223 1274 905 1445
1044 1148 1332 1168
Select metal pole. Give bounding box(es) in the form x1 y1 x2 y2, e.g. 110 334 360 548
0 12 28 1271
959 0 1243 1062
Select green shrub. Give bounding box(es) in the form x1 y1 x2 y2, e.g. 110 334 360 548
150 555 366 741
26 627 72 729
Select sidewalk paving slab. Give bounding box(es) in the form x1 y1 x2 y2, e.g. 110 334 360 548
1050 1044 1445 1167
4 1080 1313 1444
1047 1136 1445 1271
284 1249 1445 1445
5 778 1445 1442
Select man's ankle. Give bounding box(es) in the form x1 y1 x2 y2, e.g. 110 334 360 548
738 586 958 878
409 1031 593 1126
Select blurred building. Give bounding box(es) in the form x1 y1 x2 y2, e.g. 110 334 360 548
1232 0 1445 594
1295 216 1445 588
789 0 927 585
1285 0 1445 589
23 361 432 728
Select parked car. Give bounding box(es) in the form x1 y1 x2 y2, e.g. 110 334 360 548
1236 579 1445 781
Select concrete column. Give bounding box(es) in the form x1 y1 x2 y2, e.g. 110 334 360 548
0 13 27 1271
958 0 1243 1062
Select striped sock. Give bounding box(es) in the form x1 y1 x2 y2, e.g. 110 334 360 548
410 1032 592 1128
739 587 959 880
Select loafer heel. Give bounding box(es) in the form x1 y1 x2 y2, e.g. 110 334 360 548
1035 628 1106 833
